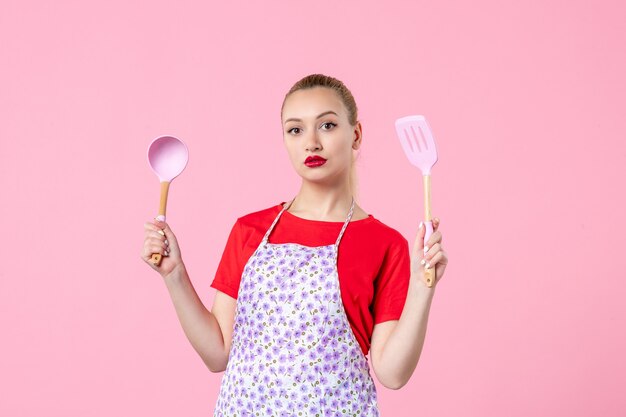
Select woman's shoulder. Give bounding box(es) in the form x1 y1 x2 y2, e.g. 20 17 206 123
364 215 408 245
346 204 408 248
234 202 284 228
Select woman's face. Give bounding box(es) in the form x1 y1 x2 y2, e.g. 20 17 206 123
281 87 361 188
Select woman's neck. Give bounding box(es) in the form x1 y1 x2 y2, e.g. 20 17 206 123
285 181 355 222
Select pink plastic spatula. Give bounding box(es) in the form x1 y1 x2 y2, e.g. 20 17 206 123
394 115 439 287
147 135 189 266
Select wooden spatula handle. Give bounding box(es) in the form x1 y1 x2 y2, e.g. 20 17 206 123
424 255 436 287
423 175 435 287
150 181 170 266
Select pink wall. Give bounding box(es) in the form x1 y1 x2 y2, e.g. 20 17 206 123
2 1 624 416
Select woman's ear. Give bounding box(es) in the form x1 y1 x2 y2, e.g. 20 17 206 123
353 121 362 150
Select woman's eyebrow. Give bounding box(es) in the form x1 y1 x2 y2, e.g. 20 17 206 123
284 111 338 124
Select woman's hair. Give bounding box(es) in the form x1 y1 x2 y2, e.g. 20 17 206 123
281 73 360 199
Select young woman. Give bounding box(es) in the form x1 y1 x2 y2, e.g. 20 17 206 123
141 74 448 416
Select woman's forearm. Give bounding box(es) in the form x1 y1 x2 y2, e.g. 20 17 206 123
163 265 228 372
377 274 436 389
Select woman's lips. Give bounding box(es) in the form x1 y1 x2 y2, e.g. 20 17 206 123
304 156 327 167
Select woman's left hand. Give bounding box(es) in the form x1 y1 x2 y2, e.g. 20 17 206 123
411 217 448 287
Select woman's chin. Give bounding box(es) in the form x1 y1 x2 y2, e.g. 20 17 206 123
297 172 345 189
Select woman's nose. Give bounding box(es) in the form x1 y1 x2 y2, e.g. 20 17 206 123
305 131 322 151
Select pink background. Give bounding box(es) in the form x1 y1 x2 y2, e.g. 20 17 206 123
1 1 624 416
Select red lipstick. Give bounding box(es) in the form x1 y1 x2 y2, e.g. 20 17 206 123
304 156 327 167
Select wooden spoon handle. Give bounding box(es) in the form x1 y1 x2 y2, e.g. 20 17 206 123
150 181 170 266
150 252 163 266
423 175 435 288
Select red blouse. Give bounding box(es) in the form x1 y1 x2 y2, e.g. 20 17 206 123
210 202 410 356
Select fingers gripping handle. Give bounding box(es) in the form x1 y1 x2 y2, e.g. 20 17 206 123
423 220 435 287
423 220 434 247
150 180 170 267
150 214 166 266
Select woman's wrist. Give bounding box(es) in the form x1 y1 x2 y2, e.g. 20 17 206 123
409 273 437 299
163 262 188 284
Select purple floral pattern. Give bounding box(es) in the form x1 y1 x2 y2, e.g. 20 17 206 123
214 199 379 417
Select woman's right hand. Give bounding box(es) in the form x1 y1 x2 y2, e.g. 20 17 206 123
141 219 185 279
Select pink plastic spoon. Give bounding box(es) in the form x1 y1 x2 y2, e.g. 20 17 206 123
147 135 189 266
394 115 439 287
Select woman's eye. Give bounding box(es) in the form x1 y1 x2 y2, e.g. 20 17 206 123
321 122 337 130
288 127 301 134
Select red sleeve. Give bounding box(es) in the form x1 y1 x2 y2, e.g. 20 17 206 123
372 234 410 324
210 219 244 299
